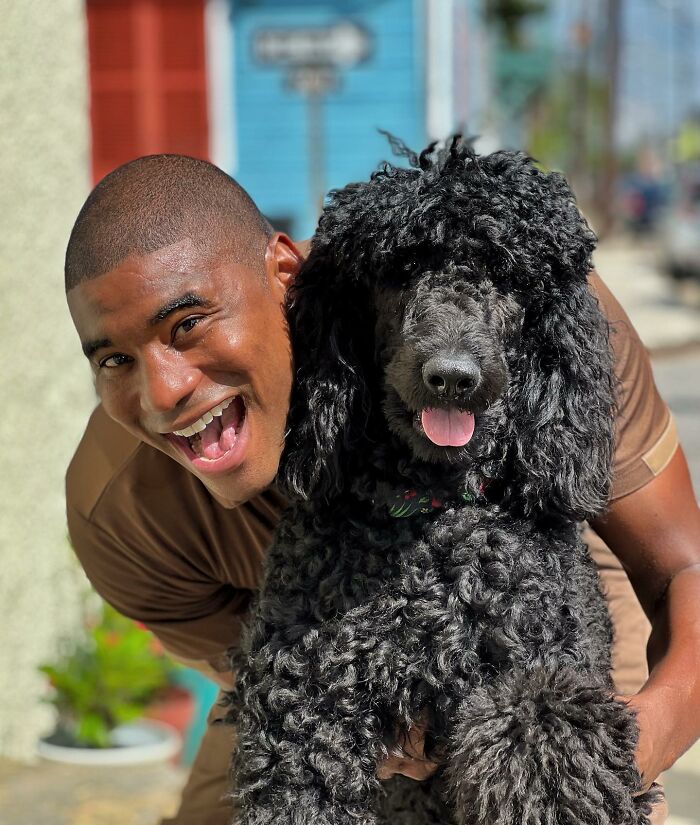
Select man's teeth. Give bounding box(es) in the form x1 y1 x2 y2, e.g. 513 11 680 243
173 397 234 438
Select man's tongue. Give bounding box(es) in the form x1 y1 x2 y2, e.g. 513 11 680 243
190 404 239 460
421 408 475 447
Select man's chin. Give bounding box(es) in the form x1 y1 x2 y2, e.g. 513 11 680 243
199 460 280 510
146 411 283 509
139 415 251 507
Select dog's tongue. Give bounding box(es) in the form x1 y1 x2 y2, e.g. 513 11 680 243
421 408 475 447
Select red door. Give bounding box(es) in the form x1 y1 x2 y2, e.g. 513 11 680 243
87 0 209 183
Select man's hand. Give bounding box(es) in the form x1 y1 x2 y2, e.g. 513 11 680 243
375 691 667 789
619 689 674 793
375 719 440 782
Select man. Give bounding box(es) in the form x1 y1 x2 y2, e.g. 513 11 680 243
65 155 700 825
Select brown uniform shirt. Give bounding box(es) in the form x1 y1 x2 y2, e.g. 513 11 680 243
66 274 678 680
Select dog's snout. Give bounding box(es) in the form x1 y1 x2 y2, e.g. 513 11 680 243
422 353 481 398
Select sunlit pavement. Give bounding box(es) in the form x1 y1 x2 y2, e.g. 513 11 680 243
595 236 700 353
665 742 700 825
2 237 698 825
0 757 187 824
652 349 700 825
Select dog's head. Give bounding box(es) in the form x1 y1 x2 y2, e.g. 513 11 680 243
374 265 514 466
282 138 616 521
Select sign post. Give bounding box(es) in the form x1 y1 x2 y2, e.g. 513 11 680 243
253 21 373 218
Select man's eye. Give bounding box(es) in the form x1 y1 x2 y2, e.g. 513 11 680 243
99 353 132 369
174 316 202 340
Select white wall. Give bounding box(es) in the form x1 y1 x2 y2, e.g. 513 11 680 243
0 0 96 761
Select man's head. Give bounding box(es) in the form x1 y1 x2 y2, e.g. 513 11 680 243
66 155 303 508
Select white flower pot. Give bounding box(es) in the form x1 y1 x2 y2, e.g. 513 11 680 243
37 719 181 766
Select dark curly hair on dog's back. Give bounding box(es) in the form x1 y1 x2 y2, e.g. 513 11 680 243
282 136 615 522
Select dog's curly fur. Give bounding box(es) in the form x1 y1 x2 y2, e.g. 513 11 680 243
227 138 658 825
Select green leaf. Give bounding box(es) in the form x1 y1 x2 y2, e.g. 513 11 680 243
77 713 111 748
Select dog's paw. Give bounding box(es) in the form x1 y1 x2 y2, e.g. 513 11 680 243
446 667 647 825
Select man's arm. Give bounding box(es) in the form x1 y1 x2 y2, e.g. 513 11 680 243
591 445 700 787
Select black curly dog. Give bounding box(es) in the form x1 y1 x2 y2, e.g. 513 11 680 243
228 138 658 825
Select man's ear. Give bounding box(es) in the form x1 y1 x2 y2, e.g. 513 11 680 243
293 238 312 258
265 232 303 291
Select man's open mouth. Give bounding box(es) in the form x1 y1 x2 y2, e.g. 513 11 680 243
167 395 247 462
415 407 475 447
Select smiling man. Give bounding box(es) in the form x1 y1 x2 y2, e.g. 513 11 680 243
65 155 700 825
66 157 298 512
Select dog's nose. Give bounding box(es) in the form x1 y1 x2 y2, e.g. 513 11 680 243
422 354 480 398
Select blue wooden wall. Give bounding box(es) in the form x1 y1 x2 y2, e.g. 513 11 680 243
230 0 426 238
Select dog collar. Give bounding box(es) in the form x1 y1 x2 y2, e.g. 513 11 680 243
387 488 474 518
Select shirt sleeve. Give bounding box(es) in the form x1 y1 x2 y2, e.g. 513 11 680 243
67 503 252 663
65 406 281 666
589 272 678 499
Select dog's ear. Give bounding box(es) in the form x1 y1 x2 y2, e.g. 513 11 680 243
280 246 373 502
501 278 616 521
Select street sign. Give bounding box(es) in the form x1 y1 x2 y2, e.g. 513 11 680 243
253 20 372 68
285 65 338 95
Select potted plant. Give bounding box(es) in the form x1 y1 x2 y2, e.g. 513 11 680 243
38 602 188 765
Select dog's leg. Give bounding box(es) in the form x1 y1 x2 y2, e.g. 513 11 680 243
445 667 660 825
234 715 380 825
231 637 385 825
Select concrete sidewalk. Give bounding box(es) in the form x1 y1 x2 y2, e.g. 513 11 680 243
0 756 187 824
594 237 700 352
665 744 700 825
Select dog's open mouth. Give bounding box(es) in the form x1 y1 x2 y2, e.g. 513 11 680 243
416 407 475 447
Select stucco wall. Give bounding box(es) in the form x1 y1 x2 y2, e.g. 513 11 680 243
0 0 96 761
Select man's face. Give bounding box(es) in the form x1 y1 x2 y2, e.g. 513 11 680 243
67 235 300 508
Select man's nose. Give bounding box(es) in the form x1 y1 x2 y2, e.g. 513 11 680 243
422 352 481 399
139 349 199 415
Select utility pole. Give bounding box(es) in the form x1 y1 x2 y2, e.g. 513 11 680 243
569 0 592 202
596 0 622 237
253 21 372 227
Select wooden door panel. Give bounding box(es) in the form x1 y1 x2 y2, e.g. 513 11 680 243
87 0 209 182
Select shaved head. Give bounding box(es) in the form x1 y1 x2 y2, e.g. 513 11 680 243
65 154 273 291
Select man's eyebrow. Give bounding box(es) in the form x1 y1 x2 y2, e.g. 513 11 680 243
149 293 213 325
82 338 112 359
80 294 213 359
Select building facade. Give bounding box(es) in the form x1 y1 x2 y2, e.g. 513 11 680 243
85 0 477 237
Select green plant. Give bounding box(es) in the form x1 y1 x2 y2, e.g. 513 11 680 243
40 603 178 748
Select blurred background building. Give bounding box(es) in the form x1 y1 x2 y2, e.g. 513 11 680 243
1 0 699 822
79 0 700 240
